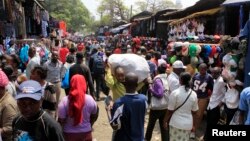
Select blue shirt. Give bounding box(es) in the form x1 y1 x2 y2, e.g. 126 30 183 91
192 73 214 98
147 60 157 77
239 19 250 88
239 87 250 125
111 94 147 141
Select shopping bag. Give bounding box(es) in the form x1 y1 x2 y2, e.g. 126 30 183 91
61 69 70 89
229 110 240 125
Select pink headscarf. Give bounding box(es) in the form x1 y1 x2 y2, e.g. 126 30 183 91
0 70 9 87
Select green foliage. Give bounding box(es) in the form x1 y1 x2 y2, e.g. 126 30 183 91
45 0 90 31
98 0 130 25
135 0 177 13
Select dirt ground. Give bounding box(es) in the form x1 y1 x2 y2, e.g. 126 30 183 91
91 93 206 141
92 94 163 141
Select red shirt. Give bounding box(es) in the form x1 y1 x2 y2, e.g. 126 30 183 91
59 47 69 64
113 48 121 54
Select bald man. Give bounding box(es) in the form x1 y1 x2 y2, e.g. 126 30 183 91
204 67 226 141
110 73 147 141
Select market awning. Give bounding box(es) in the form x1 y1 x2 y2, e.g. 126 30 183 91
169 7 221 25
34 0 45 10
110 23 131 33
157 20 170 23
133 16 152 21
222 0 250 5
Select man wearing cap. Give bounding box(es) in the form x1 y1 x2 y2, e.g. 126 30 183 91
12 80 64 141
167 60 186 94
0 70 18 141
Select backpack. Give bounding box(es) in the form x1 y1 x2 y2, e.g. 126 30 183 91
150 74 170 110
61 69 70 89
92 53 105 74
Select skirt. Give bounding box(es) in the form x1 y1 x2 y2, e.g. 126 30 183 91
169 125 190 141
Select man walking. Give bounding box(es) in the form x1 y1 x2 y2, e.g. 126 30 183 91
12 80 64 140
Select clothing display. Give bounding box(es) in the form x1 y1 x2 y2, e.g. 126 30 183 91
41 20 48 37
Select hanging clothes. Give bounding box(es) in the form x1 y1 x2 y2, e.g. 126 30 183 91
40 10 49 22
41 20 48 37
4 22 15 38
5 0 14 22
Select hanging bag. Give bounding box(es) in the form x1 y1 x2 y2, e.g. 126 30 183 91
150 74 169 110
229 110 241 125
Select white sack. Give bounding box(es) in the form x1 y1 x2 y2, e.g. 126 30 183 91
108 54 150 82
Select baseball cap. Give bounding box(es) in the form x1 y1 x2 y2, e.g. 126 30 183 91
172 60 186 69
189 44 197 57
158 59 167 66
0 70 9 87
16 80 43 101
182 42 189 56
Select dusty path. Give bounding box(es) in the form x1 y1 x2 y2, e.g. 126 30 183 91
91 93 206 141
60 88 205 141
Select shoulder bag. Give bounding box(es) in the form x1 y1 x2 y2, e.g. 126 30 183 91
168 90 192 123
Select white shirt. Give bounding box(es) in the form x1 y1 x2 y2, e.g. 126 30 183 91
167 72 179 94
223 87 239 109
207 76 226 110
26 55 40 79
6 81 16 97
168 86 199 130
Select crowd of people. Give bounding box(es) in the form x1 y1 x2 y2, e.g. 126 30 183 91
0 33 249 141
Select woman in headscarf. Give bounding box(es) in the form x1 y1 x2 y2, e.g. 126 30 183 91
58 74 98 141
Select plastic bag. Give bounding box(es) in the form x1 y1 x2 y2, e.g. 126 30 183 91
230 110 240 125
108 54 150 82
61 69 70 89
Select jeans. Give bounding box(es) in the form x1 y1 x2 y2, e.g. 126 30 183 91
145 109 169 141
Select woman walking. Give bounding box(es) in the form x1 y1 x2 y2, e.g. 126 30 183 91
58 74 98 141
163 72 198 141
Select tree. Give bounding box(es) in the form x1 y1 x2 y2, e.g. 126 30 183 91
98 0 130 25
45 0 91 31
135 0 176 13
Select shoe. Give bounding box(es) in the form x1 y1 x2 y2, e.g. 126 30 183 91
190 132 195 139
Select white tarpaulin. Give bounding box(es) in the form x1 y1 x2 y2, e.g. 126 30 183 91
110 23 131 33
108 54 150 82
222 0 250 5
